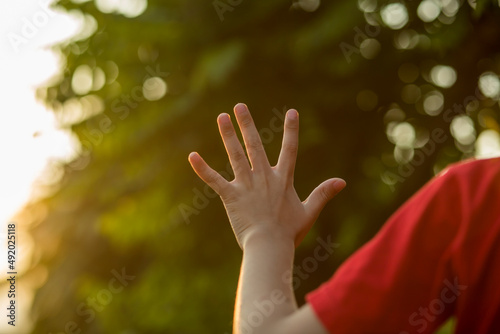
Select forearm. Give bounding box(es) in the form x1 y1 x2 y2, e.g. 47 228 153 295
234 230 297 334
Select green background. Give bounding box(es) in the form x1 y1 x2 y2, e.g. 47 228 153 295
28 0 500 333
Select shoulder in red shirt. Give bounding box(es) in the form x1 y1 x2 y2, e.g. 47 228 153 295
306 157 500 334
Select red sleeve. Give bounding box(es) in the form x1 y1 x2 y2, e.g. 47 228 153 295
306 157 500 334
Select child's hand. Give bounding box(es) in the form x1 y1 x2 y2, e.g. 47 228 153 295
188 103 345 249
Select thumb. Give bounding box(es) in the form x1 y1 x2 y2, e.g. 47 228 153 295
303 178 346 219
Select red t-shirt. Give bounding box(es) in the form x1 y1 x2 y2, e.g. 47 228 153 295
306 157 500 334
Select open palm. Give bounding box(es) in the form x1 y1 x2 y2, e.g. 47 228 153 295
188 103 345 249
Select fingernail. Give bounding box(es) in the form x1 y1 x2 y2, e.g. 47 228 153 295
287 109 298 120
218 113 230 124
188 152 197 161
333 179 346 192
234 103 247 115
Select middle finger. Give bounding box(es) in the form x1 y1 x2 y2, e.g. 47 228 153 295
233 103 270 171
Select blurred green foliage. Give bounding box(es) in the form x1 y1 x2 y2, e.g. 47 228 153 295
28 0 500 333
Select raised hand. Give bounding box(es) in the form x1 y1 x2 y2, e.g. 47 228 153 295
188 103 345 249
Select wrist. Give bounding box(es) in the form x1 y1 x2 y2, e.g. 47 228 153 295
242 225 295 251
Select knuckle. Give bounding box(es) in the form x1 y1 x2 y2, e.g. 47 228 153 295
222 126 234 137
320 187 331 202
285 143 298 155
239 115 254 127
204 170 223 188
214 177 229 195
205 172 218 187
247 140 263 152
231 149 247 162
